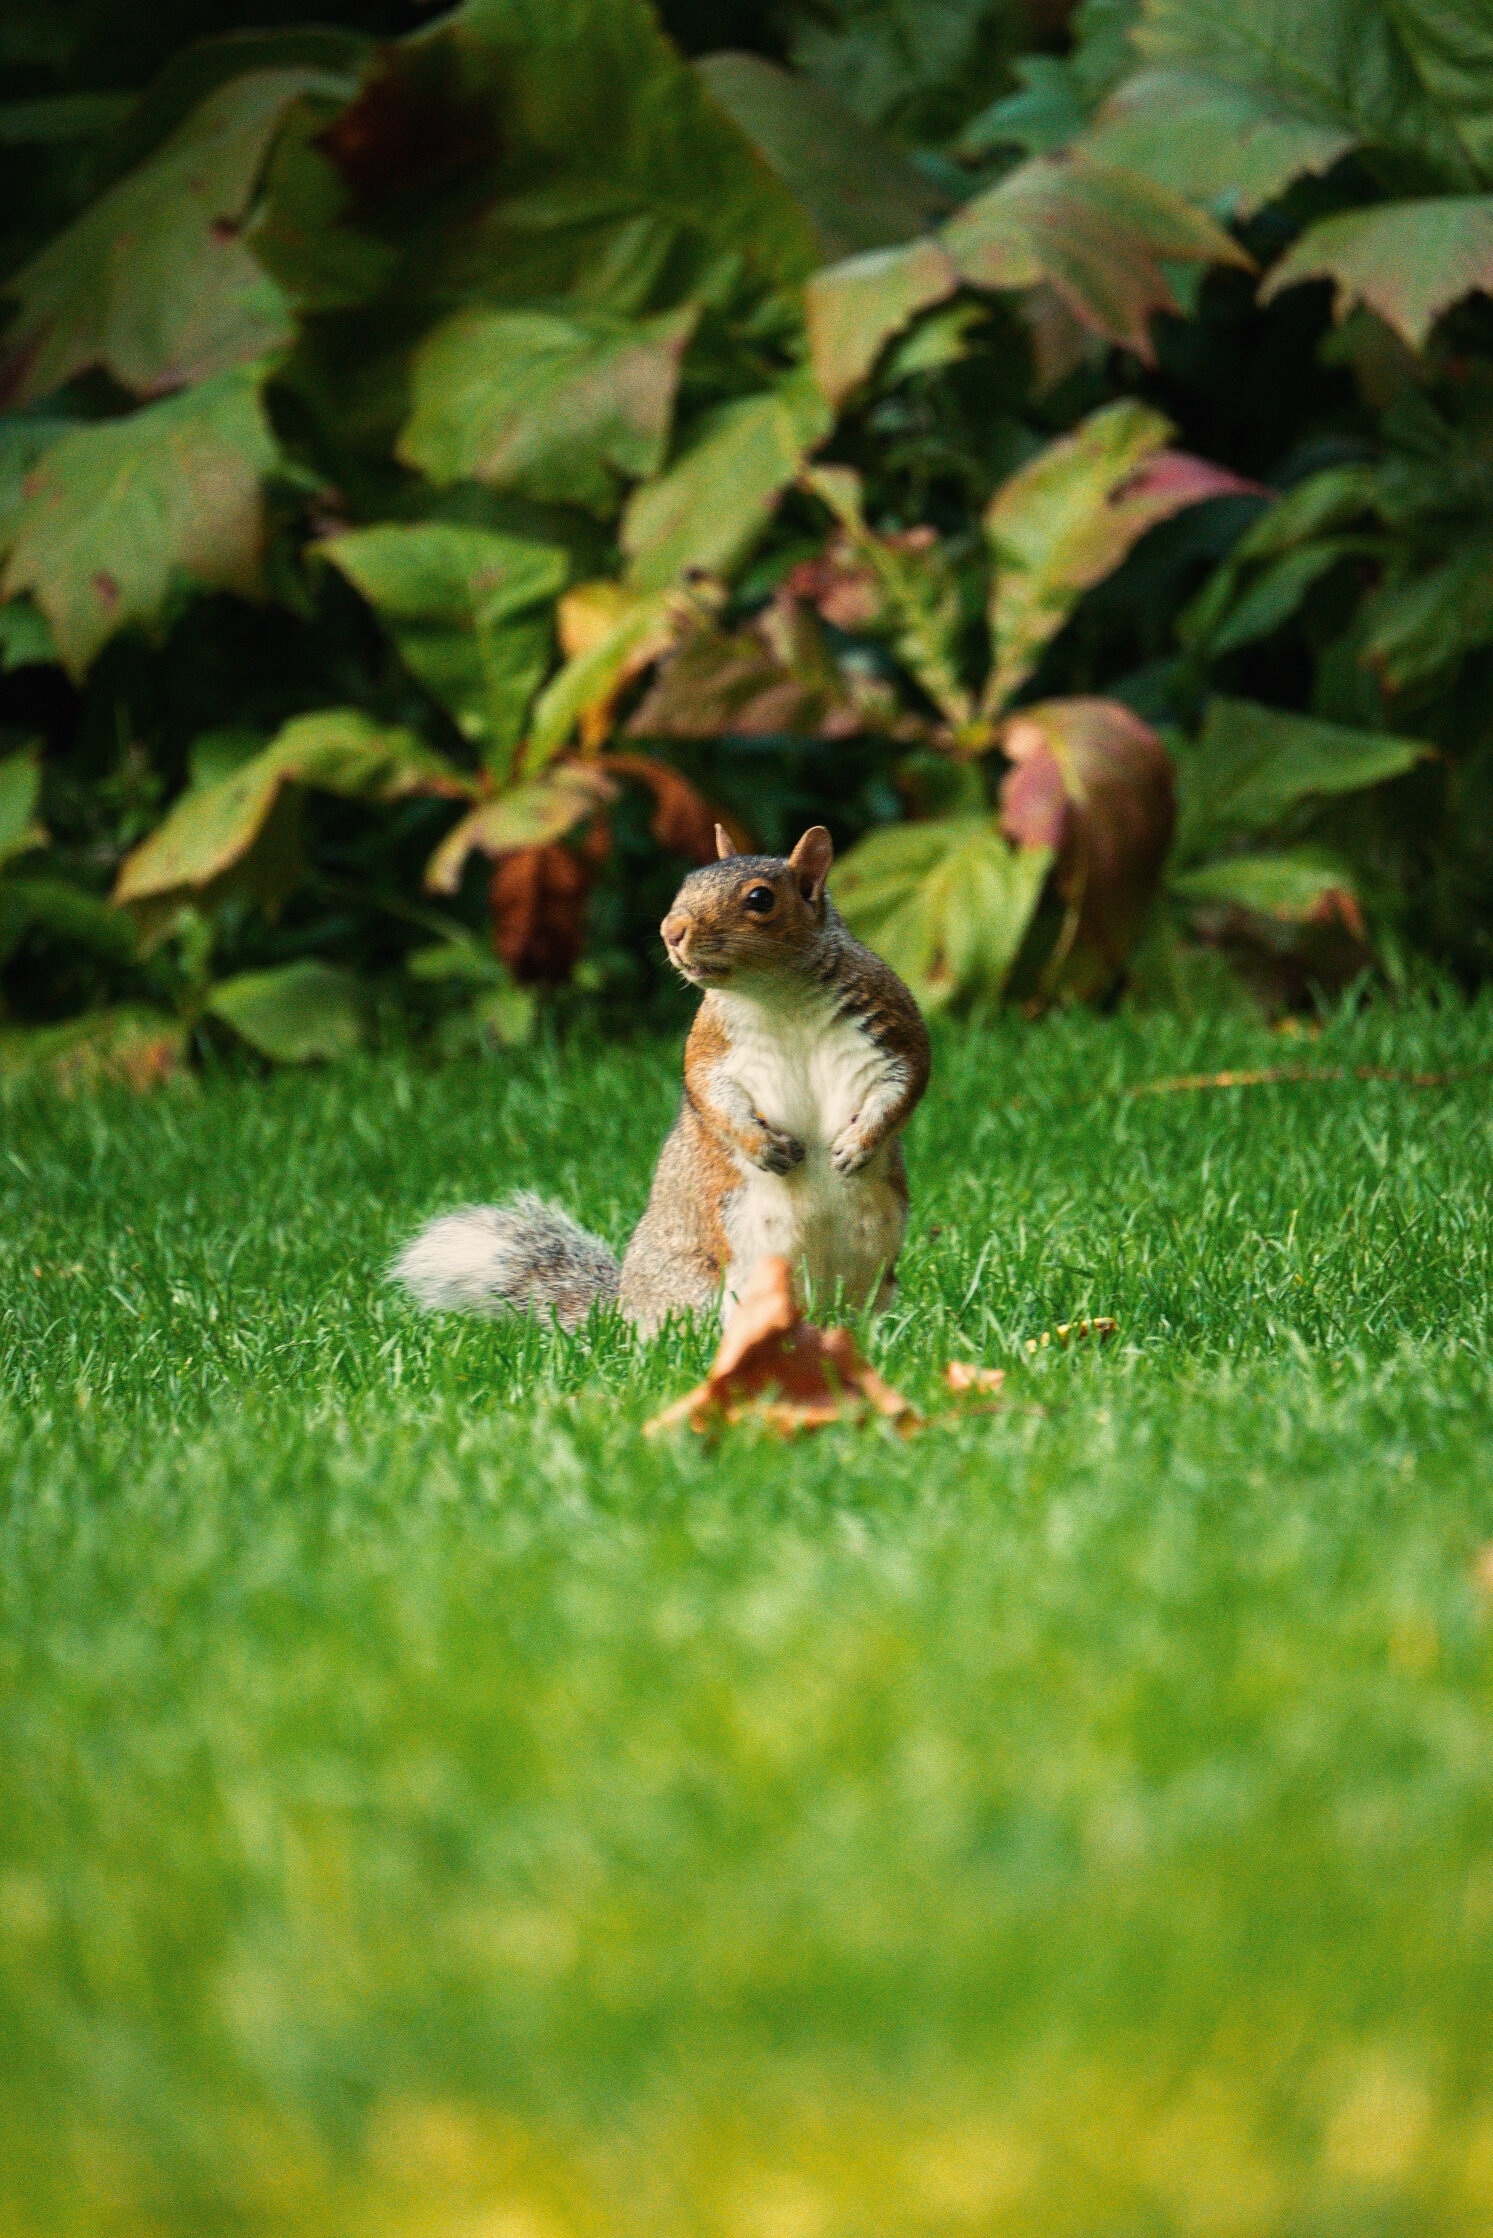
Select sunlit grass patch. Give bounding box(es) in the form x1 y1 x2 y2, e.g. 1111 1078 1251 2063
3 997 1493 2234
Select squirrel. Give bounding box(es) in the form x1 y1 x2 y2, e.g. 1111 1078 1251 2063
392 824 931 1334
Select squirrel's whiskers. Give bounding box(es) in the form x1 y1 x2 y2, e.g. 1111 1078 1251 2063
392 826 931 1333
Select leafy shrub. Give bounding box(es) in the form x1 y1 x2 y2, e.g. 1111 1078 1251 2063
2 0 1492 1072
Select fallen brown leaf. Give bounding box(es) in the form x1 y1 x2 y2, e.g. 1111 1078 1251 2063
1024 1317 1118 1354
944 1361 1006 1395
644 1256 919 1437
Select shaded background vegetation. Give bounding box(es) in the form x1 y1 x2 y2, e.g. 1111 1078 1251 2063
5 0 1493 1080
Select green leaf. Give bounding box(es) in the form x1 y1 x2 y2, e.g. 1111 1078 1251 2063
424 765 613 894
1387 0 1493 183
318 524 567 773
206 960 364 1063
1133 0 1482 188
1175 697 1429 858
0 64 352 406
1362 534 1493 687
408 933 537 1047
0 600 59 671
1260 197 1493 348
398 305 698 512
960 55 1091 159
805 465 971 724
831 816 1053 1011
803 238 959 408
0 418 72 549
0 366 283 678
694 53 941 262
622 371 834 591
940 151 1252 362
436 984 537 1052
1082 67 1354 215
0 877 138 967
1171 848 1363 921
308 0 819 312
785 0 1018 141
983 399 1258 714
114 709 470 914
1183 538 1379 655
0 745 43 864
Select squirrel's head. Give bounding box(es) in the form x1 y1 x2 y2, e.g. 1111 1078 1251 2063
660 826 834 990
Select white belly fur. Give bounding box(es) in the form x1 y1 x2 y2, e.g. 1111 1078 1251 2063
714 991 906 1312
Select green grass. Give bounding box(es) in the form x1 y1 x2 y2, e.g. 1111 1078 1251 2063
5 998 1493 2238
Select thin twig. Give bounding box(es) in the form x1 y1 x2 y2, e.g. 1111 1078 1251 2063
1123 1061 1493 1098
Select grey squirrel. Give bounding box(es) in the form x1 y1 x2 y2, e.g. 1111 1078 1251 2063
392 824 931 1333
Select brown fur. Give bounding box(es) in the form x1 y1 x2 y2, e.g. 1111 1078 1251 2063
396 828 930 1335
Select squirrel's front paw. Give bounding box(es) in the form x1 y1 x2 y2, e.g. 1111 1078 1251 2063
830 1127 874 1176
751 1124 805 1174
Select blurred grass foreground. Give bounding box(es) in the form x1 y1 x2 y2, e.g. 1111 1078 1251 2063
5 999 1493 2236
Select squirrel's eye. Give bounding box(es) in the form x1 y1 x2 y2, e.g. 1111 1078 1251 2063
743 885 776 915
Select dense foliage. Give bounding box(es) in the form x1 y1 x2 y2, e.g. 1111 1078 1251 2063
5 0 1493 1071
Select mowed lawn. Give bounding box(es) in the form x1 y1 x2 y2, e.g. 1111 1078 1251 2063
4 998 1493 2238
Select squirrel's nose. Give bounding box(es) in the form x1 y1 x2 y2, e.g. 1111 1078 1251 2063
661 914 687 951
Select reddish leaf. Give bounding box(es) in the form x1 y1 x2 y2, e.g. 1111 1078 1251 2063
644 1255 918 1436
999 697 1176 1001
626 594 893 741
595 753 751 862
489 840 599 986
314 41 500 222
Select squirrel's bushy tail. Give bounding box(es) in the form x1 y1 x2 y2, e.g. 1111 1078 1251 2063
390 1192 620 1331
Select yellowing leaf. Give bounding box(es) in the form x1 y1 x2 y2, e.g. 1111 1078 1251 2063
0 1006 186 1095
1083 68 1354 217
423 765 615 895
1 367 282 677
526 585 691 770
115 709 469 913
1171 849 1366 933
398 305 699 511
941 152 1252 361
1260 197 1493 348
804 238 959 407
1 66 351 406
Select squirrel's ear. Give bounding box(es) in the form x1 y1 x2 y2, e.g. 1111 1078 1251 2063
788 825 833 902
715 823 736 860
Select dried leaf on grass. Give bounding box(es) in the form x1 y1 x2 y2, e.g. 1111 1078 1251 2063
944 1361 1006 1393
1024 1317 1118 1354
943 1361 1007 1412
644 1255 918 1437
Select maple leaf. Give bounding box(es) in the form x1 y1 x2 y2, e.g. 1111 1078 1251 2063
644 1256 918 1436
